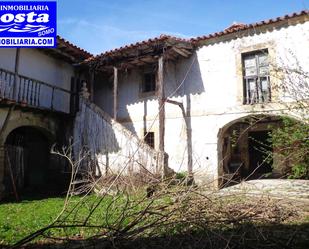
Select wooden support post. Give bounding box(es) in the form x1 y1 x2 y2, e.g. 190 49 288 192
90 70 95 101
13 48 20 100
143 99 147 134
186 95 193 177
70 70 77 114
113 67 118 120
157 56 165 153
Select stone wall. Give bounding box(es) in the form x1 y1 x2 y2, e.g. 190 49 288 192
93 16 309 187
0 107 68 199
73 97 165 178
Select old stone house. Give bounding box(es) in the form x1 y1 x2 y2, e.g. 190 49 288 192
0 10 308 198
0 37 91 198
83 10 309 187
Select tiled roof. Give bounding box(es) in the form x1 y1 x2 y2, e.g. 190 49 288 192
57 35 92 60
224 22 246 32
85 34 190 63
84 10 308 64
191 10 308 43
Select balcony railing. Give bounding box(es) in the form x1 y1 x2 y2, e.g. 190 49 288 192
0 68 73 114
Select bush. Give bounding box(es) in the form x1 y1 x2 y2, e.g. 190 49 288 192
269 117 309 179
175 171 187 180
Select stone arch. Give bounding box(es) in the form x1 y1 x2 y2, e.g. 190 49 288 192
0 110 59 198
217 113 299 187
0 114 57 146
3 126 52 193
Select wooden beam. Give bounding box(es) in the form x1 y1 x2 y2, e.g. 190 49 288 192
174 43 194 50
129 57 155 66
171 47 190 58
139 58 153 65
12 48 20 99
89 70 95 101
157 56 165 153
140 57 155 62
165 99 183 107
113 67 118 120
175 47 192 56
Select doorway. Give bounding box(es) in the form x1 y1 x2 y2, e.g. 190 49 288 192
4 127 51 194
247 130 272 179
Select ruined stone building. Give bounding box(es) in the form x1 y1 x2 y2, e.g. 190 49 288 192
83 10 308 187
0 10 308 198
0 37 91 198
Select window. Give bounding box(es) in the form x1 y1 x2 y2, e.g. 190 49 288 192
242 50 271 104
144 132 155 148
141 72 156 93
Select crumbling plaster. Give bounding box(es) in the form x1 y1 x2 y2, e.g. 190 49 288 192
92 18 309 186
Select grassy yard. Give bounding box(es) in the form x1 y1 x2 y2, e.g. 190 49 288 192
0 190 308 248
0 197 66 245
0 192 156 246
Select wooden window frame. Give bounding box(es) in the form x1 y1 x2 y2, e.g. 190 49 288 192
242 49 271 104
140 71 157 97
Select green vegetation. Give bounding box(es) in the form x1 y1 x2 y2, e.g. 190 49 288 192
0 195 132 245
0 197 64 244
269 117 309 179
0 192 160 246
0 188 308 248
175 171 187 180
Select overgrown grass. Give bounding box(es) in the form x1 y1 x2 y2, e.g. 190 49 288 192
0 197 65 245
0 192 156 246
0 195 126 245
1 189 308 248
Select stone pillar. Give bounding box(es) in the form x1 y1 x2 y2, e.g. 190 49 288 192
80 81 90 100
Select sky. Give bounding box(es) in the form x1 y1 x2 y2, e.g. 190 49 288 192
9 0 309 55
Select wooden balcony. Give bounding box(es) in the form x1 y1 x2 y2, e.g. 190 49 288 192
0 68 74 114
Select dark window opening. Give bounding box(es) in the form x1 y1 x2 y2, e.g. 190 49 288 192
242 50 271 104
70 76 80 114
142 73 156 93
144 132 155 148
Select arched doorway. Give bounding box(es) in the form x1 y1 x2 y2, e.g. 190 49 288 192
3 126 60 196
218 115 284 187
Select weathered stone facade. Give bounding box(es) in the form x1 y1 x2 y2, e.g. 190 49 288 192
1 12 308 198
91 13 309 187
0 108 60 197
0 40 91 199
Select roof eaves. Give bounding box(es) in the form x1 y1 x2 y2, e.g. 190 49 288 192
85 34 191 64
57 35 93 60
191 10 309 44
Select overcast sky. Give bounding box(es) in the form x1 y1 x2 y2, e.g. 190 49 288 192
10 0 309 55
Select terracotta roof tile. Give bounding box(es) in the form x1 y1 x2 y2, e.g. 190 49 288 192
85 34 189 63
191 10 308 43
57 35 92 59
84 10 308 64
